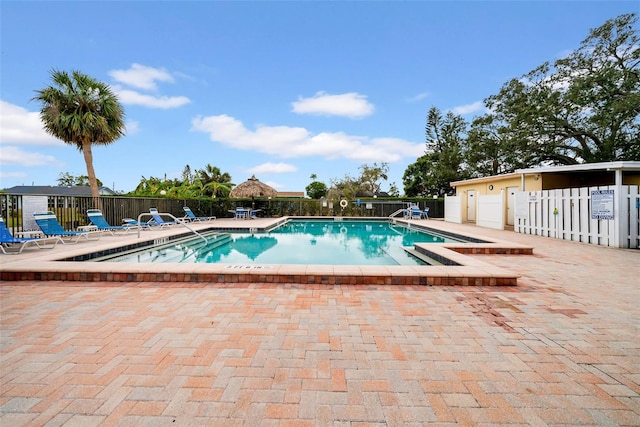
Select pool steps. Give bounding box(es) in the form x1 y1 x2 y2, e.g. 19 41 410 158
100 233 233 263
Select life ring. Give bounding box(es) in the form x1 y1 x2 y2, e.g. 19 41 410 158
339 199 348 209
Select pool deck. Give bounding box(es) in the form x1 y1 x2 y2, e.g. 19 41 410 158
0 217 530 286
1 219 639 425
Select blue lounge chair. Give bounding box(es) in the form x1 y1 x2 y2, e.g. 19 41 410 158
33 212 101 243
0 215 63 254
149 208 177 227
122 218 153 229
87 209 135 235
183 206 216 222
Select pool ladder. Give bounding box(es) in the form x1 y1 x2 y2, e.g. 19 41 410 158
136 212 208 243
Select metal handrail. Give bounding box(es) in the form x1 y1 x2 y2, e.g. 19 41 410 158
136 212 208 243
389 208 407 218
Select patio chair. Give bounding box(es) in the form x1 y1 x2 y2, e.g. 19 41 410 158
249 209 262 219
234 207 249 220
423 207 430 219
33 212 101 243
0 215 64 254
183 206 216 222
87 209 136 235
149 208 178 227
409 206 423 220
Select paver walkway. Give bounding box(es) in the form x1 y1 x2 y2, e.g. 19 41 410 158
1 223 639 426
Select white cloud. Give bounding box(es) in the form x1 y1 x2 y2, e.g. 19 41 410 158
108 63 174 91
114 87 191 109
0 146 58 167
450 101 485 115
0 101 62 146
249 162 298 175
264 180 284 190
291 92 374 118
125 120 140 135
108 64 191 109
407 92 430 102
0 170 27 179
191 114 424 163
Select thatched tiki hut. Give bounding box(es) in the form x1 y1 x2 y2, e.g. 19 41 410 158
229 175 278 199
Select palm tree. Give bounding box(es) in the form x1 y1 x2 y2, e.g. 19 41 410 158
196 164 234 198
33 69 125 202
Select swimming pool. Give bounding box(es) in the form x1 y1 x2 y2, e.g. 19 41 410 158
98 220 461 266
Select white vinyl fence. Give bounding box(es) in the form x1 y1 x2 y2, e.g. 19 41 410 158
476 193 504 230
514 185 640 248
444 195 462 223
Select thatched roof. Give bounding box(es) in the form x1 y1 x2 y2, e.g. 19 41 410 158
229 175 278 198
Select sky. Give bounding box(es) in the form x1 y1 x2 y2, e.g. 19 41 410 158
1 1 637 195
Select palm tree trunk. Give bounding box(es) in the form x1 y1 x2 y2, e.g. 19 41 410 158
82 141 102 209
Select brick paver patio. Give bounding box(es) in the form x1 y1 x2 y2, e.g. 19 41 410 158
1 222 638 426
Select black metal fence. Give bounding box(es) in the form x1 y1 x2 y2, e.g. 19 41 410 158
0 194 444 234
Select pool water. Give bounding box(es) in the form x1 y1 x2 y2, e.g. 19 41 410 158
102 220 460 266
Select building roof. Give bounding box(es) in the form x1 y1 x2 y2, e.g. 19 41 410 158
450 173 521 187
515 161 640 174
450 161 640 187
3 186 117 196
277 191 305 198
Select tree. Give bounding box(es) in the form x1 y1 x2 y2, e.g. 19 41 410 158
464 114 532 177
485 13 640 165
195 164 234 198
56 172 75 186
403 107 468 196
33 69 125 201
130 163 234 198
57 172 103 187
387 182 400 197
358 162 389 195
329 174 361 200
402 155 431 197
306 181 328 199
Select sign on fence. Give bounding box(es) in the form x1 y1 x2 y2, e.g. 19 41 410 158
515 185 639 248
591 189 614 220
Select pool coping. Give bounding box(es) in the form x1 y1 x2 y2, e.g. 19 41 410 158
0 217 533 286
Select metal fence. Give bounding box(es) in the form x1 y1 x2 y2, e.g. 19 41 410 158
0 194 444 234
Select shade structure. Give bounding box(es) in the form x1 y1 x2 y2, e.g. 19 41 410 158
229 175 277 198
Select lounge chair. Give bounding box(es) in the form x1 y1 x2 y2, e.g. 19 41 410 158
183 206 216 222
122 218 153 229
423 207 430 219
87 209 135 235
0 215 63 254
33 212 101 243
149 208 178 227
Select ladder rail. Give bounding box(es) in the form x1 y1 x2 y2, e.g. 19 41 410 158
136 212 208 243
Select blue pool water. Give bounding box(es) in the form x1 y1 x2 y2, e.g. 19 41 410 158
102 220 460 266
